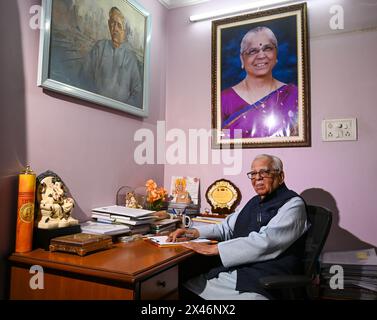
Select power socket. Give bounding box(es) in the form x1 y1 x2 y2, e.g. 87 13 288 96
322 118 357 142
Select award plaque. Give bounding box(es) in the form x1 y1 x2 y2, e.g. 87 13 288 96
205 179 241 215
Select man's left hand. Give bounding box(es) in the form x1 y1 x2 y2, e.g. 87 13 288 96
182 243 219 256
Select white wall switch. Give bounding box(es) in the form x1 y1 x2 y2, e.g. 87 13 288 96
322 118 357 142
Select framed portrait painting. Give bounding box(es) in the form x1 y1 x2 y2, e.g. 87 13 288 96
211 3 310 148
38 0 151 117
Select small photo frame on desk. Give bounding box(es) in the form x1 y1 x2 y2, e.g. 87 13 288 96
170 176 200 205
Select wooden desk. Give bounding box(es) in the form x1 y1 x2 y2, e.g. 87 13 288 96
9 239 194 300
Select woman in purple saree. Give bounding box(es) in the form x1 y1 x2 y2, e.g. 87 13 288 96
221 26 299 139
222 84 298 139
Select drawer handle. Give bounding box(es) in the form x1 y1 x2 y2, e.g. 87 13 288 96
157 280 166 288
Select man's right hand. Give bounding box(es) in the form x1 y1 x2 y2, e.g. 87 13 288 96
167 228 199 242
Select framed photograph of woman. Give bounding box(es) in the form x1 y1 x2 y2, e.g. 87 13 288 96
211 3 310 148
38 0 151 117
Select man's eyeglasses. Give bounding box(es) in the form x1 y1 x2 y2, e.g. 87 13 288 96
246 169 279 180
242 44 276 57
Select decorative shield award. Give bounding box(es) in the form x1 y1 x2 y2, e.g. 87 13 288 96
205 179 241 215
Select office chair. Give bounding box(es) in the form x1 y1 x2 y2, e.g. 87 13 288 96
259 205 332 299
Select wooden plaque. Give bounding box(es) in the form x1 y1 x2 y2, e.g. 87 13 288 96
205 179 241 215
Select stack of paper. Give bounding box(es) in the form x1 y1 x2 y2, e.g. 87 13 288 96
320 248 377 300
150 218 181 235
80 221 130 236
92 205 155 218
90 205 157 235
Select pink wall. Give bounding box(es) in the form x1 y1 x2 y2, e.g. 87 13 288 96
164 0 377 250
1 0 377 299
0 0 167 298
0 0 28 300
22 0 168 218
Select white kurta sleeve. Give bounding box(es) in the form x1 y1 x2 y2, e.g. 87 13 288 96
218 197 308 268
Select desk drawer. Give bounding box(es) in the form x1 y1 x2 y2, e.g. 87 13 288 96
140 266 178 300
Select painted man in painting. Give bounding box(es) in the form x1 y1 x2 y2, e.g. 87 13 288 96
80 7 143 108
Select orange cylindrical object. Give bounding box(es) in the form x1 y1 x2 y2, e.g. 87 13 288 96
15 166 36 253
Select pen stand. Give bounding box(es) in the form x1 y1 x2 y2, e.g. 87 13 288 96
167 202 199 217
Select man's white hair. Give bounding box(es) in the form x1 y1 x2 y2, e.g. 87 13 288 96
253 154 283 172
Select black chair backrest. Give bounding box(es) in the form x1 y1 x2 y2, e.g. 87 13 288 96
304 205 332 276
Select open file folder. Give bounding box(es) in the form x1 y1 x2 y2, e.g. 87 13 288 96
144 235 215 247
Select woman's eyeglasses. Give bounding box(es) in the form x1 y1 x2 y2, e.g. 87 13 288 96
246 169 279 180
242 44 276 57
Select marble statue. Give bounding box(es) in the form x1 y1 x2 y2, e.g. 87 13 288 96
36 171 78 229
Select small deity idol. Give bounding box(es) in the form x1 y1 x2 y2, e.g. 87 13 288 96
125 192 142 209
36 171 78 229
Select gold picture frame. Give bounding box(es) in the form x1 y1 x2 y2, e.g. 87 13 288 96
211 3 310 148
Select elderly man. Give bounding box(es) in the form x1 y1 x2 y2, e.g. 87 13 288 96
168 154 308 300
80 7 142 108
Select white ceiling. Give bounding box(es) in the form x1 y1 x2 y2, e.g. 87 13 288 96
158 0 210 9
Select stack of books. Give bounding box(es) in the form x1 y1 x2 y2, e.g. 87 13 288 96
320 248 377 300
80 221 130 236
89 205 158 236
191 216 225 228
150 218 181 235
167 202 200 216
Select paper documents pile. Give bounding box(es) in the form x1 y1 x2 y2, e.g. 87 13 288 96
320 248 377 300
79 206 153 237
150 218 181 235
80 221 130 236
